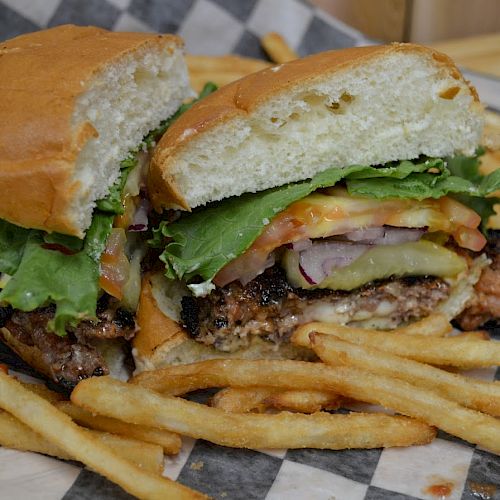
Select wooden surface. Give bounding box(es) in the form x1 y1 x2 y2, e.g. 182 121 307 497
410 0 500 44
431 33 500 78
311 0 500 43
311 0 408 42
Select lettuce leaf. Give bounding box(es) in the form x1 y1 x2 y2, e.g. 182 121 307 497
158 155 500 285
0 187 118 336
0 221 31 275
446 152 500 229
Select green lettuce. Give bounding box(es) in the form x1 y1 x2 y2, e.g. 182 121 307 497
157 155 500 285
0 174 119 335
445 151 500 230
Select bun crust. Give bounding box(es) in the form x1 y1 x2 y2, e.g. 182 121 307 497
0 25 184 236
149 43 482 211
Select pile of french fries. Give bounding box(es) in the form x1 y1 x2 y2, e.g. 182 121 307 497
0 313 499 498
1 34 499 499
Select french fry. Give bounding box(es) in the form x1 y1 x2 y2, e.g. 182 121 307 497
452 331 490 341
130 359 500 452
186 54 271 74
394 313 452 336
19 381 66 403
92 433 164 475
56 401 181 455
310 333 500 416
0 372 205 500
72 376 435 449
264 389 342 413
261 32 298 63
0 409 67 459
292 322 499 368
186 54 271 92
211 387 275 413
0 410 164 474
211 387 342 414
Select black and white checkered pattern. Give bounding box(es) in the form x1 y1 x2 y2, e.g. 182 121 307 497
0 0 499 498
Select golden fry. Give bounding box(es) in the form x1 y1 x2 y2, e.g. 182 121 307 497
310 333 500 416
73 376 435 450
186 54 271 92
131 359 500 452
452 331 490 341
264 389 342 413
0 372 204 500
292 322 499 368
261 32 298 63
18 381 66 403
394 314 452 336
211 387 341 414
56 401 181 455
211 387 275 413
0 410 164 474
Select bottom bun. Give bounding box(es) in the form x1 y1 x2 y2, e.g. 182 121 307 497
132 256 488 374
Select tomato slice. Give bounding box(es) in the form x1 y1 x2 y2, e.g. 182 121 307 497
99 228 130 300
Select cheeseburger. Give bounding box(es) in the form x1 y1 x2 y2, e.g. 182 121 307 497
134 44 500 370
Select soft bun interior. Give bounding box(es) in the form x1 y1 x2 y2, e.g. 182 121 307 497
72 45 191 233
152 45 483 210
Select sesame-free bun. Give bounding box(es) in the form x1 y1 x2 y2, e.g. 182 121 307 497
149 43 483 212
0 25 192 237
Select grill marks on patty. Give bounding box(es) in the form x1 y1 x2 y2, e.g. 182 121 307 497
181 266 450 352
0 296 135 388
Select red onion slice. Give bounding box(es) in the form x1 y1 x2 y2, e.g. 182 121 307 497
344 227 424 245
128 198 150 232
343 227 385 242
291 239 313 252
299 242 369 285
239 253 276 286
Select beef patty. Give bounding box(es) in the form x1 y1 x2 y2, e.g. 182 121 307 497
181 266 450 352
0 295 135 388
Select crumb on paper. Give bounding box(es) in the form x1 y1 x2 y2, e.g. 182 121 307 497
190 460 204 471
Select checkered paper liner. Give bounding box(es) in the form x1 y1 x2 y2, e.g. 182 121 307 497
0 0 499 498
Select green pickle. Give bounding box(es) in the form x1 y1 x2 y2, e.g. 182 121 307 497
283 240 466 291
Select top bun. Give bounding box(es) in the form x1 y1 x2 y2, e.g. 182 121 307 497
149 43 483 212
0 25 191 237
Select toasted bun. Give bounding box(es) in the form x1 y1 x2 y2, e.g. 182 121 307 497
132 273 315 373
132 256 487 373
0 25 192 237
149 43 483 211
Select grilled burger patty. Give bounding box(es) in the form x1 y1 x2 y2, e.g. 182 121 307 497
181 266 450 352
0 295 135 387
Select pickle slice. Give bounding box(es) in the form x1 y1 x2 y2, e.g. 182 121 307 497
282 241 466 291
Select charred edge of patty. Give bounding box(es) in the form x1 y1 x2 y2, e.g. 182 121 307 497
0 295 136 388
181 266 451 352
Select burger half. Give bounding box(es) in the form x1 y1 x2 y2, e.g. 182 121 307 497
0 25 196 386
134 44 500 371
